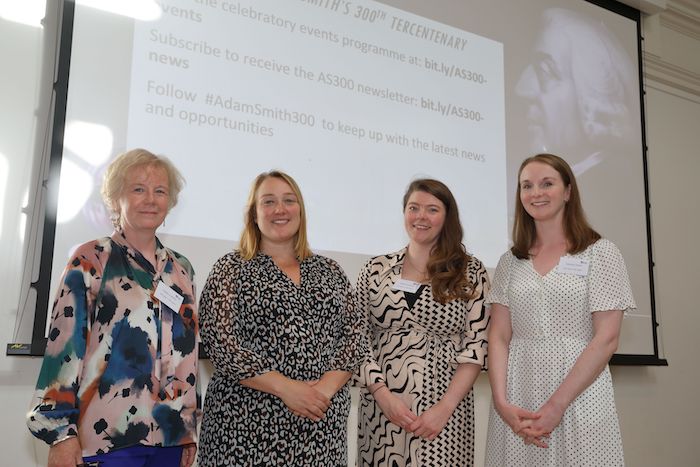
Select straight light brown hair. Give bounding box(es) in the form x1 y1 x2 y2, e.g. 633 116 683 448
511 153 600 259
403 179 476 303
239 170 312 261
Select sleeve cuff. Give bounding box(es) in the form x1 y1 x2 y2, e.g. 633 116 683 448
51 429 78 447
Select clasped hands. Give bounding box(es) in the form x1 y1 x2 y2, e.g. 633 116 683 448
372 385 453 441
278 378 334 422
496 400 565 448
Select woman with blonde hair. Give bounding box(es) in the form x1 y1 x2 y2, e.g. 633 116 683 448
27 148 199 467
198 170 365 466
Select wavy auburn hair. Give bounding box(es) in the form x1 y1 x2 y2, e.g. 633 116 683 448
512 153 600 259
403 179 475 304
238 170 312 261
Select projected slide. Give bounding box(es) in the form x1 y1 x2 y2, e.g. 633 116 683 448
45 0 657 357
125 0 507 264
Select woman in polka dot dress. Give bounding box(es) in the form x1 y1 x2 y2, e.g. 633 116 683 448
485 153 635 466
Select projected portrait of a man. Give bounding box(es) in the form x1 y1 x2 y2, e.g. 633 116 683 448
516 8 637 176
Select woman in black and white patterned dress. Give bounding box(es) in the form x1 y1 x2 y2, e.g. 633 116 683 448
197 171 365 466
356 179 490 466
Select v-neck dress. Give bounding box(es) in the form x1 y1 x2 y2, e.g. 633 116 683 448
485 239 635 466
355 248 490 466
197 251 365 466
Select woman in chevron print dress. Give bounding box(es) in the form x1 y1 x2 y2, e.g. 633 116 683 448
356 179 490 466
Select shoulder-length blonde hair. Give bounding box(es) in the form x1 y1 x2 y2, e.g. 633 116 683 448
511 153 600 259
238 170 312 261
403 179 476 303
101 148 184 228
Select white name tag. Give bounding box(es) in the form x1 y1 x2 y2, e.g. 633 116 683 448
392 278 422 293
556 257 590 276
155 281 184 312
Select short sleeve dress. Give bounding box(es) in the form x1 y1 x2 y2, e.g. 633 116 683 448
356 248 490 466
485 238 635 466
197 252 365 467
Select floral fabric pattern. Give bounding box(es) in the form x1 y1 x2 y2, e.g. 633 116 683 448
27 232 200 457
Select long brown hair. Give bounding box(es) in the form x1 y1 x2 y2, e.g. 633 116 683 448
511 153 600 259
239 170 312 261
403 179 475 303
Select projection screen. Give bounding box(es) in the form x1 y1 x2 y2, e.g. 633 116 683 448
26 0 662 363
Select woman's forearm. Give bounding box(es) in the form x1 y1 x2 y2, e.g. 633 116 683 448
441 363 481 410
487 304 512 408
545 310 623 412
314 370 352 398
240 371 288 397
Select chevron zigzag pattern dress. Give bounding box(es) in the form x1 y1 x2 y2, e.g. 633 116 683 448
356 248 490 466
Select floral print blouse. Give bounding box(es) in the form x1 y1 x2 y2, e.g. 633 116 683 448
27 231 200 457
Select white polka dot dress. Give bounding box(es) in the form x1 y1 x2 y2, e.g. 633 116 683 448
485 239 635 466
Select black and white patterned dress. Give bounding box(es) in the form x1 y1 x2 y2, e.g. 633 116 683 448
356 248 490 466
198 251 365 467
485 238 635 466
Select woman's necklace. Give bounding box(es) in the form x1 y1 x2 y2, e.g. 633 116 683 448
404 254 429 282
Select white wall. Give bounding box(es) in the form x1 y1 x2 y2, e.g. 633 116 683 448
614 86 700 465
0 6 51 467
2 2 700 466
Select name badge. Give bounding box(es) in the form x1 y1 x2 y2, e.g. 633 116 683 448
155 281 184 312
556 257 590 276
392 278 422 293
